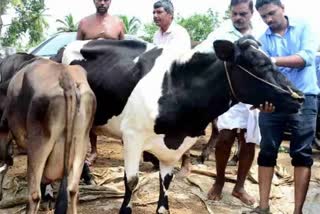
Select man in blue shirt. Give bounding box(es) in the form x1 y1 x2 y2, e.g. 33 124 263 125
255 0 319 213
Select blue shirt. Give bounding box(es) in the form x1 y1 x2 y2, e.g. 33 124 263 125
316 53 320 88
259 16 319 95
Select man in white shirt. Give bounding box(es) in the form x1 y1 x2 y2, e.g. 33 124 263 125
196 0 260 206
152 0 191 52
142 0 192 175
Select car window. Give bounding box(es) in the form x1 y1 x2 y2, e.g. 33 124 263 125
32 33 76 57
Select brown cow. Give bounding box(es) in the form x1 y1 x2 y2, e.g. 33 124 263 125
0 58 96 214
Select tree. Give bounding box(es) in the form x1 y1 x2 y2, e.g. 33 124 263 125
56 14 77 32
2 0 48 48
141 22 157 42
222 8 231 21
0 0 12 36
119 15 141 35
177 9 221 42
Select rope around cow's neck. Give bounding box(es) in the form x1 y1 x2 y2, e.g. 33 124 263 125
223 61 302 102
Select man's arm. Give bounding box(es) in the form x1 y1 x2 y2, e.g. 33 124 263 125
273 23 317 68
76 20 85 40
118 20 125 40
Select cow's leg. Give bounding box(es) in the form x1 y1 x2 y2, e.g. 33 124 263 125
0 131 12 201
68 153 86 214
120 136 143 214
68 90 95 214
26 135 54 214
81 162 93 185
177 152 191 177
157 162 174 214
199 119 219 163
86 130 97 165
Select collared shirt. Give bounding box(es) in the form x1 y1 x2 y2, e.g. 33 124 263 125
194 21 261 53
259 16 320 95
153 22 191 52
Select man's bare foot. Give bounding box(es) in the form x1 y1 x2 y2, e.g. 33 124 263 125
176 164 191 177
86 152 97 166
207 183 224 200
232 188 255 205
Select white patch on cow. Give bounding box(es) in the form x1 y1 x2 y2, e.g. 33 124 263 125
45 184 53 198
62 40 90 65
146 136 197 165
175 49 197 65
0 164 7 173
93 115 123 139
158 206 169 214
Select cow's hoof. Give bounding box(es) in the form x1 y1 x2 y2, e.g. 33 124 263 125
119 206 132 214
157 206 170 214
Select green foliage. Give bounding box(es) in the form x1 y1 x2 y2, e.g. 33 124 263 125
176 9 221 42
222 8 231 21
0 0 11 36
119 15 141 35
56 14 78 32
0 0 11 14
2 0 48 47
141 22 157 42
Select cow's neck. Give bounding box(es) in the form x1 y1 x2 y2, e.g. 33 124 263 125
154 52 236 137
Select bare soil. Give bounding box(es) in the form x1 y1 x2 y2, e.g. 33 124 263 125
1 130 320 214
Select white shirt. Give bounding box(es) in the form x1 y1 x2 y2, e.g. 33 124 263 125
195 21 261 144
195 21 261 53
153 22 191 53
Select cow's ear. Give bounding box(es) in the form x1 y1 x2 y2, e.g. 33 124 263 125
213 40 235 61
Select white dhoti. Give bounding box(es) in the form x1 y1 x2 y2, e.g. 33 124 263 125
217 102 261 144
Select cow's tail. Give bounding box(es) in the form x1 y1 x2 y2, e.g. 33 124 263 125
55 69 77 214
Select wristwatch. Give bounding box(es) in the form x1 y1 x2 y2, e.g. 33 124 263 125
270 57 277 64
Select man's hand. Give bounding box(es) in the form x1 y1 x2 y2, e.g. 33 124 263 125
250 101 275 113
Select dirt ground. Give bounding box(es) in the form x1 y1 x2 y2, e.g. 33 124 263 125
0 130 320 214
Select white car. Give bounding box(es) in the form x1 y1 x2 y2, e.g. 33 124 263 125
29 32 143 59
29 32 77 58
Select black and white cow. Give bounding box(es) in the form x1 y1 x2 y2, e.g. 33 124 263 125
60 36 304 214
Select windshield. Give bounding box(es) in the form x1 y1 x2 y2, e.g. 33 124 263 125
32 33 76 57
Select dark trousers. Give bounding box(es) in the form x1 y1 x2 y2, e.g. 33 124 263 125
258 95 317 167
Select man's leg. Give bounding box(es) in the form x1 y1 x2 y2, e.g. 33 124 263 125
232 130 255 205
208 129 236 200
294 167 311 214
257 112 285 210
290 95 317 213
258 166 274 209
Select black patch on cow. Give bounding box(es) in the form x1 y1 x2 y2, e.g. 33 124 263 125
70 39 163 125
163 133 187 150
143 152 160 169
50 47 65 63
0 53 36 83
157 173 173 212
0 53 38 121
155 52 231 139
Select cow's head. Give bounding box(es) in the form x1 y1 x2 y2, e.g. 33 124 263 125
214 35 304 113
